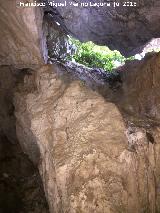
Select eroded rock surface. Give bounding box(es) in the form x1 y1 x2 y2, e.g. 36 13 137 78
0 65 49 213
1 1 160 212
118 52 160 124
14 63 160 212
45 15 74 61
0 0 47 66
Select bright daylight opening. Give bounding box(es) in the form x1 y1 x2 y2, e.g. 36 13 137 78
62 37 160 72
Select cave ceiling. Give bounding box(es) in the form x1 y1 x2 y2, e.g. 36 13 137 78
44 0 160 56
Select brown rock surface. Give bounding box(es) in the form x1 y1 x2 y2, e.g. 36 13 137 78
117 53 160 124
1 1 160 212
0 65 49 212
14 62 160 212
0 0 47 66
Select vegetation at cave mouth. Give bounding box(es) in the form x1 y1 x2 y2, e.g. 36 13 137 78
66 37 134 72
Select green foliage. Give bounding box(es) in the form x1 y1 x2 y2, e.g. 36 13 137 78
67 37 134 72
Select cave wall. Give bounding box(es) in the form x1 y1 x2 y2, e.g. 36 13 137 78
44 15 74 62
14 62 160 213
1 1 160 213
0 132 49 213
0 66 17 142
118 53 160 123
0 2 56 211
0 0 47 67
0 65 49 212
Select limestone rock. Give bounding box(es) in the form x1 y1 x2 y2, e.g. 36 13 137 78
1 1 160 212
0 65 49 212
117 52 160 124
0 0 47 66
45 15 74 61
14 64 160 212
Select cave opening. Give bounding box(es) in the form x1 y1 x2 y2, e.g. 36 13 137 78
46 17 160 75
1 1 160 212
46 20 134 73
65 37 134 72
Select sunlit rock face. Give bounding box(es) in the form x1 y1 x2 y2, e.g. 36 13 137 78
14 64 127 212
0 0 47 67
14 63 160 213
44 15 74 62
45 0 160 56
117 53 160 123
143 38 160 55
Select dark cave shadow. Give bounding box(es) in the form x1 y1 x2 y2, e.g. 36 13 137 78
0 66 49 213
0 134 49 213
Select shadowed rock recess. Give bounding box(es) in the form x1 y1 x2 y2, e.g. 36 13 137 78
0 0 160 213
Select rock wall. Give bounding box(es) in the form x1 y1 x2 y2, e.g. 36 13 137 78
0 0 47 66
0 2 57 212
1 1 160 212
44 15 74 62
0 65 49 212
0 132 49 213
14 60 160 213
118 53 160 124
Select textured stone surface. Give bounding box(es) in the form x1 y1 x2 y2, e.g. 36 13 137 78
45 0 160 56
1 1 160 212
14 63 160 212
0 65 49 213
0 0 47 66
45 15 74 61
117 52 160 124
